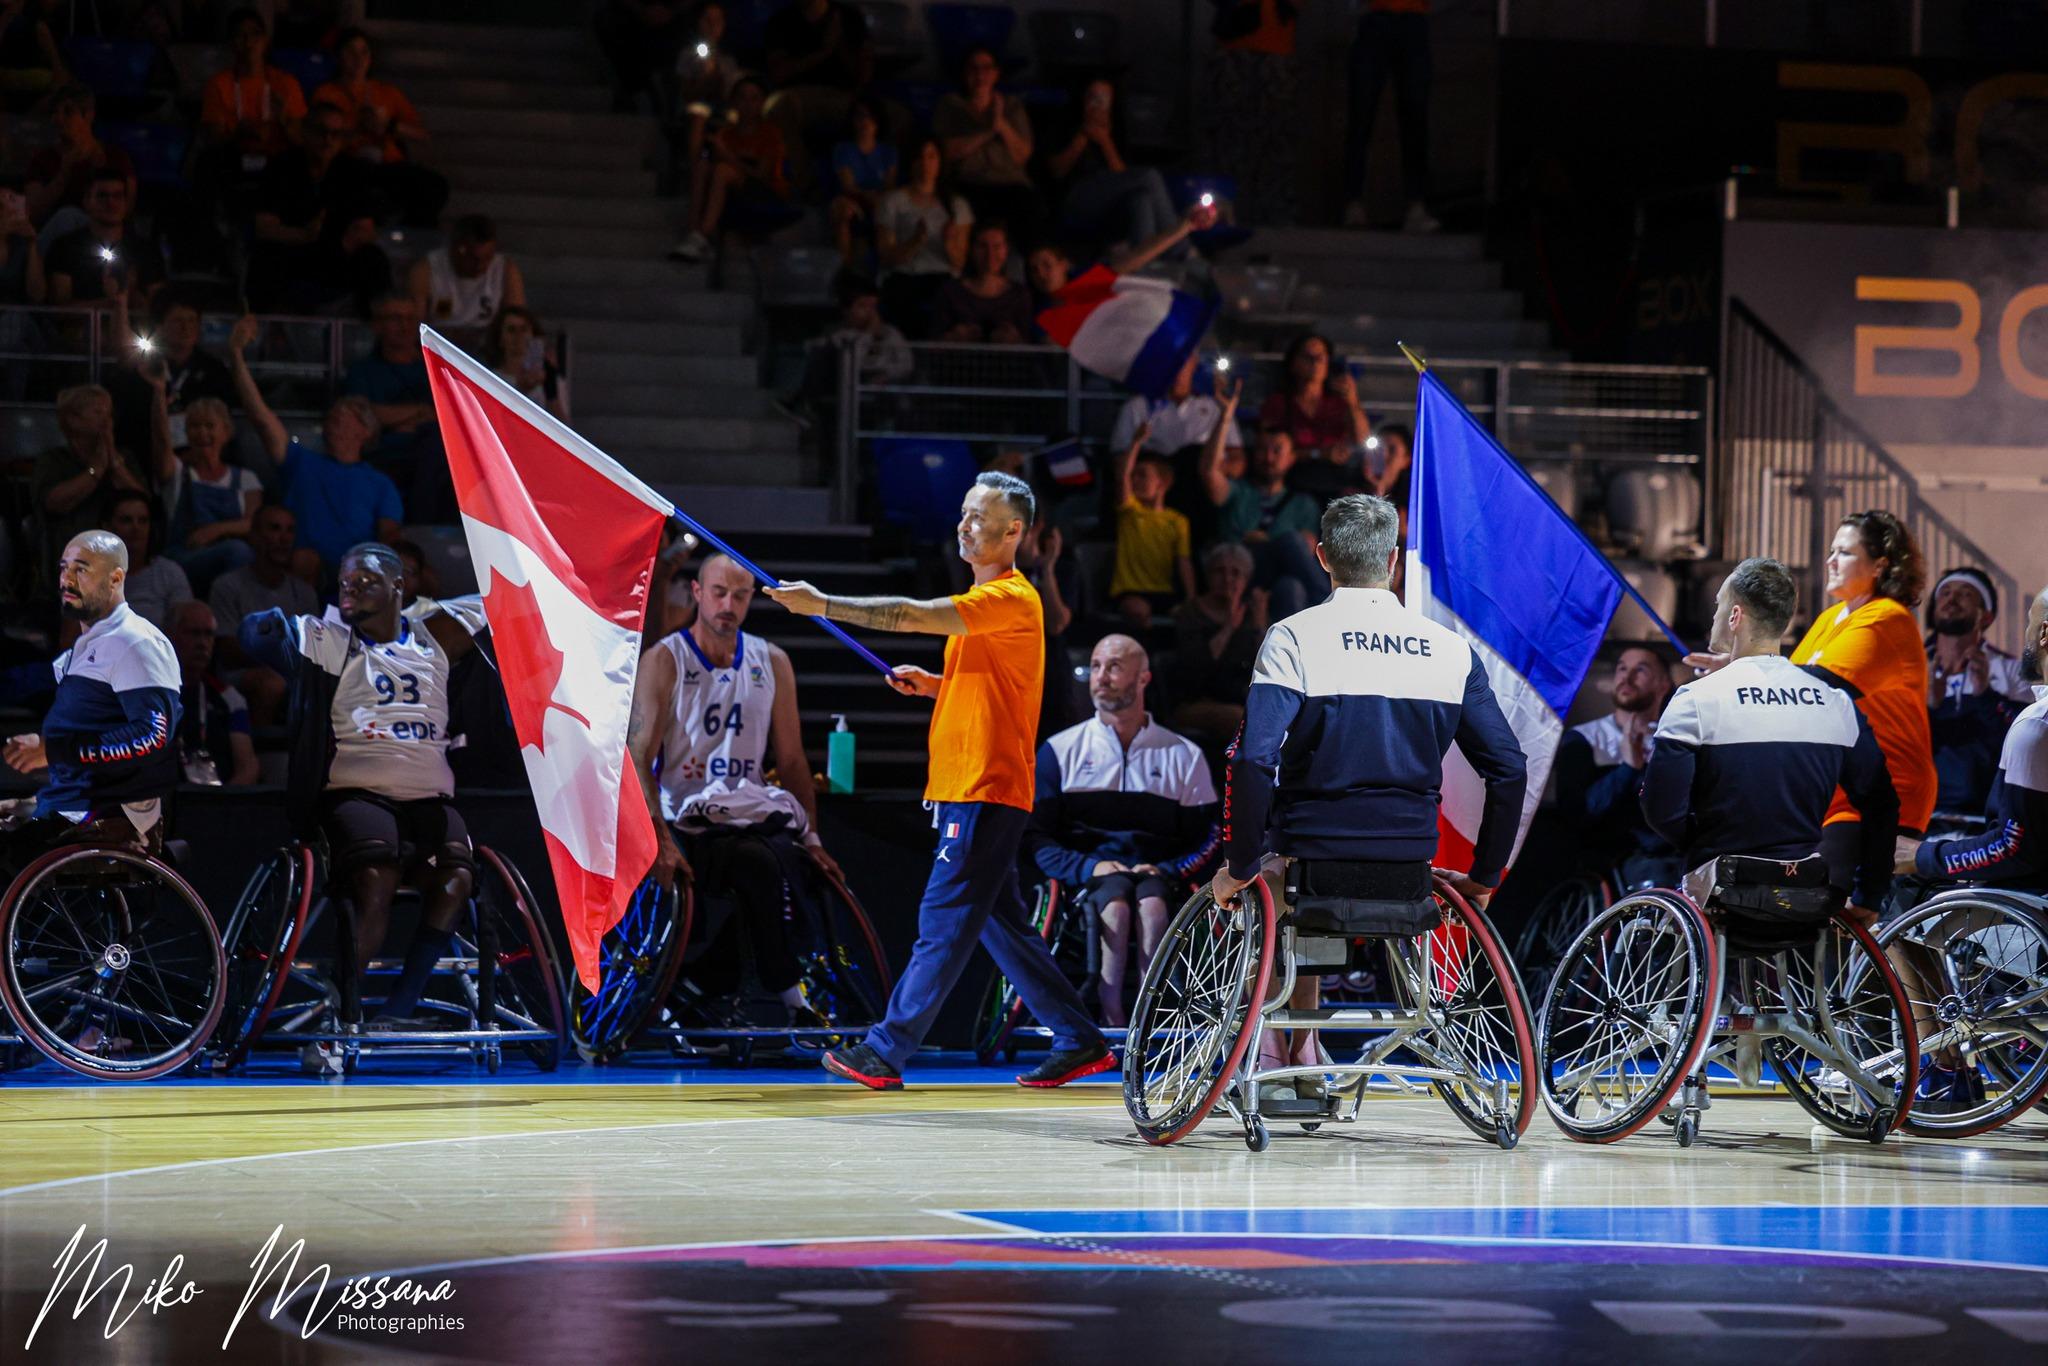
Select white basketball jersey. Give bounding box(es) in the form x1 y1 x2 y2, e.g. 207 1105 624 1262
298 615 456 801
654 630 806 832
426 247 509 329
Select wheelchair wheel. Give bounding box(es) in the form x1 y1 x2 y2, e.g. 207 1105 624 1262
464 848 570 1070
974 880 1060 1065
208 844 315 1071
571 877 690 1063
1123 879 1278 1145
1514 874 1609 1007
1875 892 2048 1138
0 846 227 1080
800 868 893 1027
1388 885 1537 1143
1759 913 1917 1140
1538 890 1719 1143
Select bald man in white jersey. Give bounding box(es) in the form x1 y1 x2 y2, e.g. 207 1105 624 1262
629 554 842 1023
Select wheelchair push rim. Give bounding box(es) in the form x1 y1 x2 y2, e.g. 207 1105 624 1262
1874 892 2048 1139
0 845 227 1080
1756 912 1918 1140
1123 878 1278 1146
803 867 894 1031
210 843 316 1072
572 877 690 1063
1538 890 1720 1144
1399 884 1538 1141
466 847 571 1070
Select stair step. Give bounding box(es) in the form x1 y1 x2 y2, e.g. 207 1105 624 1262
1240 228 1485 261
655 483 834 525
1314 317 1552 352
529 284 751 323
365 18 589 55
432 133 646 173
571 380 771 418
490 223 674 258
404 77 613 112
378 48 599 85
581 414 798 452
523 254 708 289
414 103 652 140
1290 286 1524 321
570 351 757 387
561 316 744 354
1258 256 1503 292
461 191 677 231
445 161 658 197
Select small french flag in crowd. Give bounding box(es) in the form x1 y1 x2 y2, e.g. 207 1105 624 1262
1036 265 1217 399
944 822 961 839
1036 438 1091 487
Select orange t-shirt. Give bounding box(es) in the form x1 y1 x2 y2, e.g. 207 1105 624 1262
201 68 309 155
925 569 1043 810
1791 596 1936 832
1220 0 1296 55
310 78 423 163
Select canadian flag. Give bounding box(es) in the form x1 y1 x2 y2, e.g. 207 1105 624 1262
421 329 670 992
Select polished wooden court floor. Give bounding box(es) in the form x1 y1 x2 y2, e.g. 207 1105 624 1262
2 1063 2044 1364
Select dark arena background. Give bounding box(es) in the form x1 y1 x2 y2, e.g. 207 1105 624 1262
0 1 2045 1362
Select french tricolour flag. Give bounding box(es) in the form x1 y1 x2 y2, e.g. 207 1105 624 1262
1036 265 1217 398
1407 370 1685 874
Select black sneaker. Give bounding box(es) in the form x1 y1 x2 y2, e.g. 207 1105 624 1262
822 1043 903 1090
1017 1040 1115 1088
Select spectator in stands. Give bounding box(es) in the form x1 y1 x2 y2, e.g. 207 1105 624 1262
248 102 389 315
668 2 740 183
1366 419 1412 504
103 489 194 629
407 213 524 351
594 0 688 114
793 271 910 426
1018 513 1085 737
24 86 135 250
763 0 870 174
1047 78 1178 259
344 291 448 519
1925 567 2034 820
485 305 569 420
827 96 895 269
1554 645 1676 874
1109 352 1239 459
158 395 261 593
874 136 969 339
312 26 447 228
933 46 1040 238
1200 377 1325 615
208 501 317 724
1108 420 1194 631
1258 333 1372 499
36 383 149 561
671 77 791 264
166 599 259 786
200 8 308 174
390 535 438 610
0 0 68 112
1023 200 1220 337
46 169 162 309
1171 541 1265 742
934 220 1032 344
228 314 402 574
108 289 236 468
1027 633 1221 1027
0 180 46 316
1203 0 1298 227
1344 0 1436 234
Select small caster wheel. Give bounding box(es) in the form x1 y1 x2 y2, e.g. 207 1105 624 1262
1300 1122 1321 1133
1865 1107 1895 1144
1675 1112 1699 1148
1656 1109 1678 1127
1494 1120 1518 1151
1246 1117 1270 1152
485 1045 501 1075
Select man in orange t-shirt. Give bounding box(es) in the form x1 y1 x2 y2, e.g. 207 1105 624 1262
768 474 1111 1090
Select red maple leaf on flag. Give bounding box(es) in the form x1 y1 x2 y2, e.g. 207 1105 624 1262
483 574 591 747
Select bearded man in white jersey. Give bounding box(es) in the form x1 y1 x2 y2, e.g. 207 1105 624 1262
241 543 479 1068
628 553 842 1025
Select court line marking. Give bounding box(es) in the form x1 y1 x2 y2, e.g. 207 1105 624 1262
0 1102 1115 1203
921 1209 1037 1233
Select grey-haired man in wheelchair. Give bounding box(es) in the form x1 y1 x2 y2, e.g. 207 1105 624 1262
240 542 481 1073
1208 494 1526 1104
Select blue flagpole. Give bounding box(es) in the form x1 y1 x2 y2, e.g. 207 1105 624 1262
666 509 897 679
1408 363 1693 658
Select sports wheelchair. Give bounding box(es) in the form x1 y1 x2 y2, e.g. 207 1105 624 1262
1537 854 1918 1146
1513 854 1684 1007
975 878 1145 1063
1867 884 2048 1138
569 862 892 1065
201 841 569 1075
1122 860 1537 1152
0 838 225 1080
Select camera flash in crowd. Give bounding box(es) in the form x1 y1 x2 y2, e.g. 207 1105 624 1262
696 42 710 57
97 244 117 263
135 335 155 353
1365 435 1380 451
1199 193 1215 208
1215 356 1231 373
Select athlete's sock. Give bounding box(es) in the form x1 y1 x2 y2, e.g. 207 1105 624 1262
375 928 454 1022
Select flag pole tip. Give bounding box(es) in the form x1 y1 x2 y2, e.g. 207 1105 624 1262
1397 342 1428 373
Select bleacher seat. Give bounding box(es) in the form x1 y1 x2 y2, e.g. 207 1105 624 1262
166 42 228 112
2 407 61 462
924 3 1020 73
401 525 479 598
1524 462 1580 521
267 48 334 96
872 436 978 544
1121 90 1177 154
1216 263 1298 320
1606 559 1680 642
60 38 164 114
856 1 924 76
759 246 841 310
1028 10 1122 79
1605 468 1703 561
721 0 779 67
99 120 192 188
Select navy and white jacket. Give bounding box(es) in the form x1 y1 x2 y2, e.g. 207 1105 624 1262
1026 714 1221 884
1552 713 1674 861
1915 684 2048 889
1225 587 1528 885
1641 653 1899 907
38 602 183 817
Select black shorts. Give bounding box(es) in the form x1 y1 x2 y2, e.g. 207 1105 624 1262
320 790 474 880
1087 871 1173 908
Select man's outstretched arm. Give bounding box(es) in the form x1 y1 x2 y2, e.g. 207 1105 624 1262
764 581 967 636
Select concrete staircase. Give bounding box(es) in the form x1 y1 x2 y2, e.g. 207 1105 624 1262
366 17 815 516
1219 227 1557 361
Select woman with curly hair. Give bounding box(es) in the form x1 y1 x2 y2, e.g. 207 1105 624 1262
1791 510 1936 888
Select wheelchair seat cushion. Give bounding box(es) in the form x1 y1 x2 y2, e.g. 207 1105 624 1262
1705 852 1841 927
1285 859 1439 938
